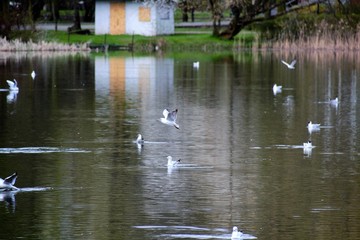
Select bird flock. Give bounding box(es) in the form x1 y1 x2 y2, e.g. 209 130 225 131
135 107 254 238
275 59 339 153
3 58 340 238
1 70 36 191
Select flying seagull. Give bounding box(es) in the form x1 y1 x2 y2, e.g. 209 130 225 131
159 108 179 129
0 172 19 192
281 59 297 69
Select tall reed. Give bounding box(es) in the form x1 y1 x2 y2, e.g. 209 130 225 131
0 37 90 51
261 20 360 51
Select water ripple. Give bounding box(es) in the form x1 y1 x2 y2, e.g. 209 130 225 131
0 147 91 154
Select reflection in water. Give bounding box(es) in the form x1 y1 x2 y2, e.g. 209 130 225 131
6 90 18 103
0 52 360 240
0 191 16 213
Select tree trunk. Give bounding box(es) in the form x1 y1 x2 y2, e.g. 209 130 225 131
26 0 36 31
191 7 195 22
218 4 242 40
69 1 81 31
51 0 59 31
182 1 188 22
83 0 95 22
0 0 11 37
209 0 221 36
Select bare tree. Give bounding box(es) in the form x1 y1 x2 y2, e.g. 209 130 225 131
217 0 325 40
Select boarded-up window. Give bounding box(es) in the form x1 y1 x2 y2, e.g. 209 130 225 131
139 7 151 22
110 2 125 34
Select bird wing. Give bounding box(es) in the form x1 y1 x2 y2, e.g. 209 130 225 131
290 59 297 67
162 109 169 118
6 80 15 88
281 60 289 67
4 172 17 185
167 109 178 121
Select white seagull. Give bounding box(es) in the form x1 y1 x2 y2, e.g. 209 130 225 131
303 140 313 149
31 70 36 79
273 84 282 95
193 61 199 69
307 121 320 130
6 79 19 92
281 59 297 69
167 156 180 168
0 172 19 192
136 134 144 144
159 108 179 129
330 97 339 106
231 226 243 240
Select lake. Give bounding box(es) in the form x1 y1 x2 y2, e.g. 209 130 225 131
0 50 359 240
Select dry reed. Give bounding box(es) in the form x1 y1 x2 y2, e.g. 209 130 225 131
0 37 90 51
261 20 360 51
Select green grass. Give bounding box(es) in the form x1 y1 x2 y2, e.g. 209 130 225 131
39 29 257 52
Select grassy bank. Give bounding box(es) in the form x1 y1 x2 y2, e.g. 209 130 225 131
2 19 360 52
40 29 256 52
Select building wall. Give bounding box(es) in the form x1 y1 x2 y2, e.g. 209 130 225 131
125 2 155 36
95 1 174 36
154 7 174 35
95 1 110 35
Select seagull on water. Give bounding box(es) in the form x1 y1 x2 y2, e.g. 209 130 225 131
273 84 282 95
330 97 338 106
31 70 36 79
159 108 179 129
231 226 243 240
0 172 19 192
136 134 144 144
167 156 180 168
281 59 297 69
307 121 320 131
303 140 313 149
193 61 199 69
6 79 19 92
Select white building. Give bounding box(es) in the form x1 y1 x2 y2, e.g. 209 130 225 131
95 0 174 36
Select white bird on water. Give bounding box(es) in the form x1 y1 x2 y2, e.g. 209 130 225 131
167 156 180 168
136 134 144 144
307 121 320 131
303 140 313 149
6 79 19 92
231 226 243 240
0 172 19 192
159 108 180 129
193 61 199 69
330 97 339 106
281 59 297 69
31 70 36 79
273 84 282 95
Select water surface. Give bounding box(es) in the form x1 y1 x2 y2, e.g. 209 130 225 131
0 51 359 239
